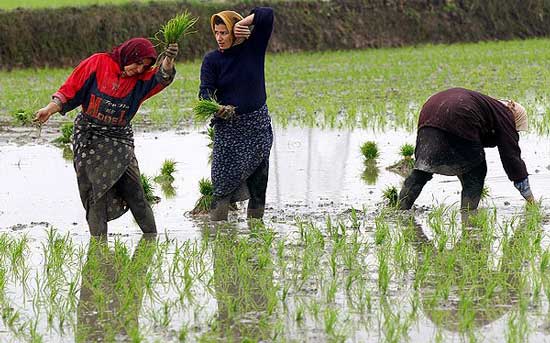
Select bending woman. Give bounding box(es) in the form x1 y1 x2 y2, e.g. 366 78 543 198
398 87 535 211
199 7 274 221
35 38 178 235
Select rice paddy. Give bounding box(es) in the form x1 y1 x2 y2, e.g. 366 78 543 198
1 38 550 342
3 39 550 133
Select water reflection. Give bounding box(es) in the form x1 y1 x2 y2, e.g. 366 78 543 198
361 161 380 185
201 222 276 341
76 235 157 342
410 210 531 335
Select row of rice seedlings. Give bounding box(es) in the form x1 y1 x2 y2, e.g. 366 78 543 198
7 39 550 131
0 203 545 341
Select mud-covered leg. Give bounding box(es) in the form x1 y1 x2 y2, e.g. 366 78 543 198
246 159 269 219
87 199 108 236
458 161 487 212
117 161 157 234
398 170 433 210
210 195 230 221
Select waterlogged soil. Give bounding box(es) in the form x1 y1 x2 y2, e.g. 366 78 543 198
0 126 550 342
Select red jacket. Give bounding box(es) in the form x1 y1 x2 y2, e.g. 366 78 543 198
53 53 173 126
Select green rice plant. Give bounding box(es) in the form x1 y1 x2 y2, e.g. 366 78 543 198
153 11 198 49
53 122 73 144
360 141 379 161
480 185 490 201
206 127 215 149
382 185 399 207
400 143 415 158
193 98 222 122
140 173 160 204
12 109 34 126
154 159 176 183
190 178 213 215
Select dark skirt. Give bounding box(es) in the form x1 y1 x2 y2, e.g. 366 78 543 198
73 114 137 221
211 104 273 201
414 127 485 176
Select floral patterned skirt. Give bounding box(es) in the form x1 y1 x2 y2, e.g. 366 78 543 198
211 104 273 201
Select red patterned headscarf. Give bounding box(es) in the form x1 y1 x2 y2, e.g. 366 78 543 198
108 38 157 69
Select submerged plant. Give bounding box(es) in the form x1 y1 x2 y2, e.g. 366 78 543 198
382 185 399 207
141 174 160 204
191 178 213 215
360 141 379 161
53 122 73 144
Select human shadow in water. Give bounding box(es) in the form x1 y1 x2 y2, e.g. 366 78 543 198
76 235 157 342
409 208 537 335
201 222 276 342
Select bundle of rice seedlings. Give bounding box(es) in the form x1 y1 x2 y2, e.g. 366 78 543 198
141 174 161 204
191 178 214 215
53 122 74 144
193 98 222 122
156 11 198 48
400 143 415 159
360 141 379 162
382 185 399 207
12 109 34 126
154 159 176 183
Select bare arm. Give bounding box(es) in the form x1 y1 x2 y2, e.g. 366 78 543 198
34 99 62 124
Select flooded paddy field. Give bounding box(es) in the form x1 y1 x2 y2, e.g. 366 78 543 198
0 127 549 342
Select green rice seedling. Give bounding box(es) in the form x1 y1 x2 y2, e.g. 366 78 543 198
480 185 490 201
360 141 379 161
400 143 415 159
140 173 160 204
190 178 213 215
382 185 399 207
193 98 226 122
12 109 34 126
154 159 176 183
53 122 73 144
154 11 198 50
61 145 73 161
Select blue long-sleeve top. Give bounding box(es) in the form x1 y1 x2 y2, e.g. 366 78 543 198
199 7 274 115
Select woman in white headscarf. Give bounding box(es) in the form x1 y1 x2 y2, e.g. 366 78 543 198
398 87 534 210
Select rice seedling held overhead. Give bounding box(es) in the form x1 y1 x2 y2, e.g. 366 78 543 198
191 178 213 215
153 11 198 50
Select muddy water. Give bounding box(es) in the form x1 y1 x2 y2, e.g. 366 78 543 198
2 127 548 235
0 127 549 342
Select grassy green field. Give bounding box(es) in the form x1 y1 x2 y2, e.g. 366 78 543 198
2 38 550 132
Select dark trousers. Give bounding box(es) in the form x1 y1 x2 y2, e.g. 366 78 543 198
211 159 269 221
87 164 157 236
398 161 487 211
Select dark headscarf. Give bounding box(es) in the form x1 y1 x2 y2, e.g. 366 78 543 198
108 38 157 69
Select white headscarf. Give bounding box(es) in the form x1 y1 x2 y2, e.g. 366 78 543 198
499 100 528 132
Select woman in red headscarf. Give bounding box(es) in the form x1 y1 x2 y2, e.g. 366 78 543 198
35 38 178 236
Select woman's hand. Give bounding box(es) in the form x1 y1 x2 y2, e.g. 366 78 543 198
34 101 61 124
233 22 251 40
162 43 178 71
